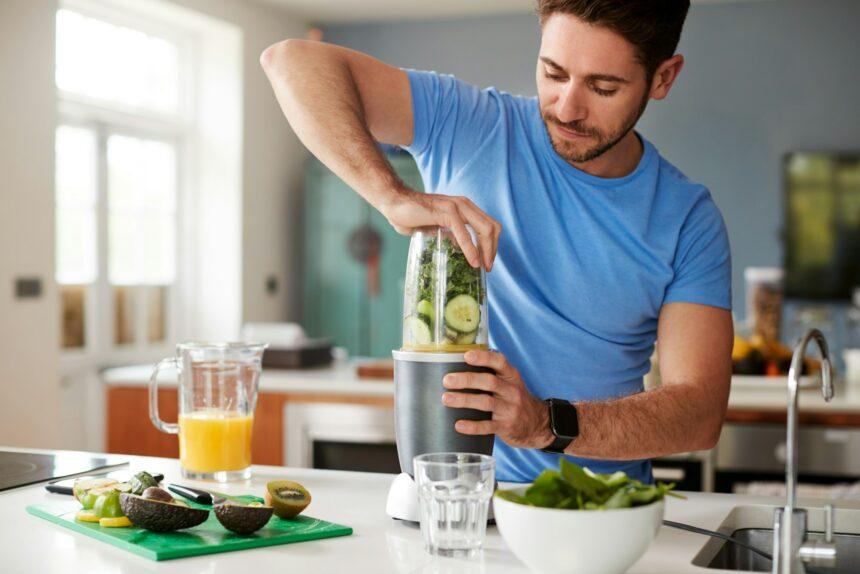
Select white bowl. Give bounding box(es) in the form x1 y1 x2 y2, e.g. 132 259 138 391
493 486 664 574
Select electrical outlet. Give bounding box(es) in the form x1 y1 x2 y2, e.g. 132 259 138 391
265 274 278 296
15 277 42 299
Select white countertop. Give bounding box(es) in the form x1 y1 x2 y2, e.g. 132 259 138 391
7 447 854 574
104 360 395 397
103 363 860 413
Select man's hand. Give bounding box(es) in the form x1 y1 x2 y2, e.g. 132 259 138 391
379 188 501 271
441 349 554 449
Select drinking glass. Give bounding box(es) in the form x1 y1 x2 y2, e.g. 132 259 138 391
150 342 267 481
414 453 495 558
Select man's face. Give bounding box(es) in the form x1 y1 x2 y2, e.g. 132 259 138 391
537 14 651 164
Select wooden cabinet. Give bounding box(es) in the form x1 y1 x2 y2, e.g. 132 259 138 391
105 386 393 466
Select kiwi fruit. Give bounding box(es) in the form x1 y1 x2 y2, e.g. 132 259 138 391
264 480 311 519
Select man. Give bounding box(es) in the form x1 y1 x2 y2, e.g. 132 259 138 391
261 0 733 484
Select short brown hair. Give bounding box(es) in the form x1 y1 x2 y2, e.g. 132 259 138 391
536 0 690 79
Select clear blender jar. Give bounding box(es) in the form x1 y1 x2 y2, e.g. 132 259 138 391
387 227 495 522
401 227 488 352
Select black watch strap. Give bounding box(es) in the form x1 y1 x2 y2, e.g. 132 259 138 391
541 398 578 454
542 434 573 454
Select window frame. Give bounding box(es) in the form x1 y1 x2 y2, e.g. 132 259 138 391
56 0 195 373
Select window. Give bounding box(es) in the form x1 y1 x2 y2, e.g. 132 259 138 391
56 9 181 114
55 0 242 369
55 3 187 357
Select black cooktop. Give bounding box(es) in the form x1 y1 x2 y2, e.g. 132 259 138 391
0 450 124 492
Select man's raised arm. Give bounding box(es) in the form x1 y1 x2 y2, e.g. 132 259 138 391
260 40 500 270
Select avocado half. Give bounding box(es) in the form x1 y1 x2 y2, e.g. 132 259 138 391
120 493 209 532
214 501 274 534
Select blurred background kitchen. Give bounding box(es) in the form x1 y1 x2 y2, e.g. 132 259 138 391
2 0 860 497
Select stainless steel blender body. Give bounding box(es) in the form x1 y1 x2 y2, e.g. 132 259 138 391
392 350 495 476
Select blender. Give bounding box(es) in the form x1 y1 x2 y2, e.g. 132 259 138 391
386 227 495 521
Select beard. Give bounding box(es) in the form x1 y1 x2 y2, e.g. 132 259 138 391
541 93 649 164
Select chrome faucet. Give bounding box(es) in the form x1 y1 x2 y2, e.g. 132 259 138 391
772 329 837 574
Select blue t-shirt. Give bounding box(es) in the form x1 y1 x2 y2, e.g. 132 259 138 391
402 70 732 484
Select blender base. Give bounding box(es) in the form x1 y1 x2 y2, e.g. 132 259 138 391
385 472 495 523
386 473 420 522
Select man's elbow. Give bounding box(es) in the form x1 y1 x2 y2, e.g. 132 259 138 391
259 38 303 72
694 413 726 451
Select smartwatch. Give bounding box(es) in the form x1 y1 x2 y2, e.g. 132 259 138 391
541 398 579 454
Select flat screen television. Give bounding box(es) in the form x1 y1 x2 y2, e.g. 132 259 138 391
784 152 860 300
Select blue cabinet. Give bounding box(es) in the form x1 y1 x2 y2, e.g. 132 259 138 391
303 152 423 357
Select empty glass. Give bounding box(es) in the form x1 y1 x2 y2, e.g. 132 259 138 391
414 453 495 558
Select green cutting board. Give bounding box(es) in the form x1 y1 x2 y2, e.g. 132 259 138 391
26 496 352 561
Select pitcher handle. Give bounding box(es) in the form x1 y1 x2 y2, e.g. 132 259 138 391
149 357 179 434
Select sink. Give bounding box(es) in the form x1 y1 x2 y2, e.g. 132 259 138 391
706 528 860 573
692 505 860 573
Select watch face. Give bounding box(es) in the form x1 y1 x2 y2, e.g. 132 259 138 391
550 400 579 439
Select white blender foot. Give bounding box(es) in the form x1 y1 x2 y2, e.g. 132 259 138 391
386 472 420 522
385 472 497 523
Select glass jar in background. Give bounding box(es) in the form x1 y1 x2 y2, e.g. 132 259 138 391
744 267 784 342
789 304 836 356
847 287 860 350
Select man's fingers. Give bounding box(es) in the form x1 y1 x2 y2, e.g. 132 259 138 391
454 419 495 435
491 219 501 271
464 349 517 379
454 198 498 271
442 391 495 412
443 372 499 393
446 214 481 268
392 223 412 236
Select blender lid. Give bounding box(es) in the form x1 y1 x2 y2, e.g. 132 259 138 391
392 350 470 363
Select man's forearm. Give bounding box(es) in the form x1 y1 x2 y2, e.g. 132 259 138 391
260 40 403 210
565 380 728 460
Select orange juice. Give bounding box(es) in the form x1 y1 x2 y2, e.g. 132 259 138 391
178 410 253 473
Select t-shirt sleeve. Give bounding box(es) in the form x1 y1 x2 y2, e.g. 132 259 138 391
402 69 503 192
663 193 732 310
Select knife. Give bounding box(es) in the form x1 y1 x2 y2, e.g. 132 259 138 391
45 472 165 496
167 483 214 505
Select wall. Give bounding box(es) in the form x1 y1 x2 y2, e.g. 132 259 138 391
0 0 61 448
168 0 309 324
325 0 860 315
0 0 309 449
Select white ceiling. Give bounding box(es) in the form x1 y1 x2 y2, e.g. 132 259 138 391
257 0 758 25
257 0 535 24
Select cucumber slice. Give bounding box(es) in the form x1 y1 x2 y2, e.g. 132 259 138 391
455 330 478 345
404 316 432 345
444 294 480 333
416 299 435 323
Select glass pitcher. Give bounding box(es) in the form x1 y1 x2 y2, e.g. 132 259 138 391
149 342 267 481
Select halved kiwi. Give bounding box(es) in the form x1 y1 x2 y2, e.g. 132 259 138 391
264 480 311 519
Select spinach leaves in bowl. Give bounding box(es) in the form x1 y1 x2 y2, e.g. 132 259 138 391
495 459 684 510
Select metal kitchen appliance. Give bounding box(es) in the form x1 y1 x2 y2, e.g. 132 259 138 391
386 227 495 522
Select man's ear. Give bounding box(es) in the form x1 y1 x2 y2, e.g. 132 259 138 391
649 54 685 100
